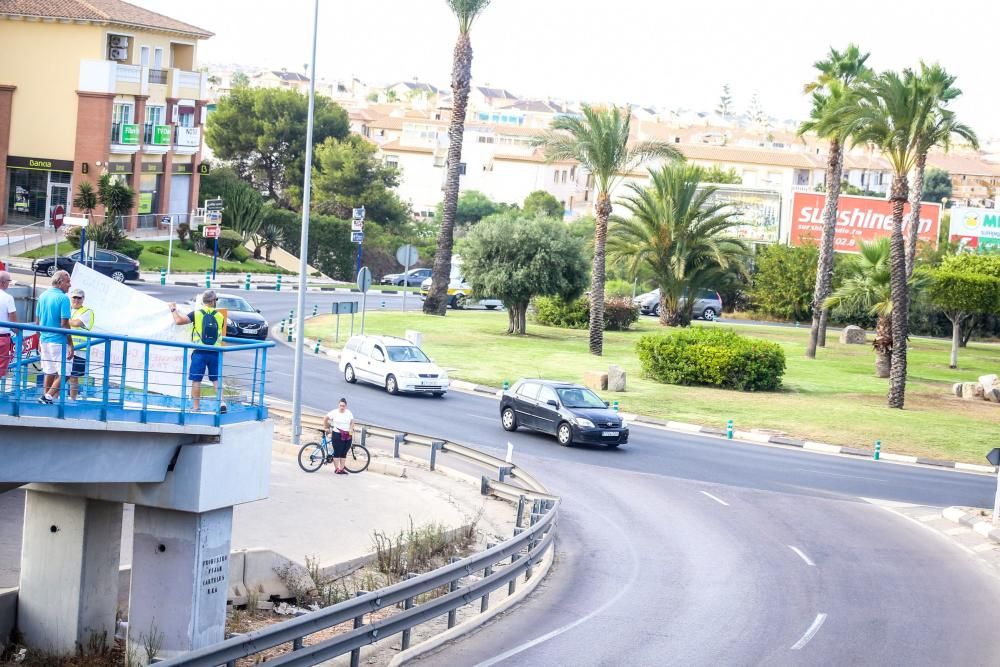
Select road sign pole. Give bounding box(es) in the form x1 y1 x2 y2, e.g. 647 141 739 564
212 237 219 280
994 464 1000 525
355 241 362 277
402 254 409 312
166 216 174 278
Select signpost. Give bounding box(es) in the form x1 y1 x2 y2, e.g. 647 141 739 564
162 216 174 277
352 207 365 275
63 215 89 267
205 198 224 213
204 224 222 280
988 448 1000 524
357 267 372 335
51 205 65 268
395 244 419 312
204 199 224 280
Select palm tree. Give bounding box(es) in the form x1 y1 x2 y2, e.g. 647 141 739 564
254 220 284 261
536 104 680 354
423 0 492 316
607 163 749 326
72 181 97 218
905 63 977 278
842 69 932 408
799 44 871 359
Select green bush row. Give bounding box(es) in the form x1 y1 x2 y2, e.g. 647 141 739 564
533 295 640 331
636 327 786 391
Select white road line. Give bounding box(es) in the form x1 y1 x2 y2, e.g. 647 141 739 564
788 545 815 566
699 491 730 506
791 613 827 650
469 414 497 422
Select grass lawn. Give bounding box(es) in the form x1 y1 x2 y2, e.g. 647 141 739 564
21 241 288 274
305 311 1000 464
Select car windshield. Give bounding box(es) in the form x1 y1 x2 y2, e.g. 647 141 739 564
386 345 430 363
556 387 606 409
217 297 254 312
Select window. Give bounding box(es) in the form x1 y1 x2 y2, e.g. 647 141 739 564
556 387 605 409
561 170 568 184
360 339 375 357
538 386 558 405
385 155 399 169
372 346 385 362
139 46 150 66
516 382 540 400
153 47 163 68
345 338 361 353
112 102 134 124
145 105 165 126
96 251 116 262
478 113 489 121
387 346 430 363
553 170 559 184
177 106 195 127
458 162 467 176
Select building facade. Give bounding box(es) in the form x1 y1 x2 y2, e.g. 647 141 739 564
0 1 212 229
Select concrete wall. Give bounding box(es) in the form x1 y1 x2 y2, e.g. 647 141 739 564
0 589 15 651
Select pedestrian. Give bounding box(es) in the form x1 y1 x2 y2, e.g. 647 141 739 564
35 269 73 404
67 288 95 400
168 290 226 413
323 397 356 474
0 270 17 380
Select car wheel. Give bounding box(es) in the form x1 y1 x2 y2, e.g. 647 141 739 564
485 305 498 310
110 270 126 283
557 422 573 447
386 374 399 395
651 303 660 317
432 391 445 398
501 407 517 431
46 265 56 277
702 307 717 321
344 364 357 384
453 293 467 310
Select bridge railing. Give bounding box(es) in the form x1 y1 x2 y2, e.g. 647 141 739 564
0 322 273 426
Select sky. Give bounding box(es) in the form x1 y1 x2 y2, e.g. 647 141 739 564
135 0 1000 138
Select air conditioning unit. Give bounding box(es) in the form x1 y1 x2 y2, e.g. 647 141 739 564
109 48 128 61
109 35 129 48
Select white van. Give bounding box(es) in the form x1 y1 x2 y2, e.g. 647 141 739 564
418 254 502 310
339 335 449 397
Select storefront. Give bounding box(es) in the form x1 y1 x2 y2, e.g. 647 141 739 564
169 161 193 224
138 159 164 228
4 155 73 226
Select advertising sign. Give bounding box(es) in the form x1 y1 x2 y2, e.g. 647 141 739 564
203 225 221 239
703 186 780 244
175 126 201 147
120 124 139 145
948 206 1000 252
138 192 153 214
152 124 172 145
790 192 940 252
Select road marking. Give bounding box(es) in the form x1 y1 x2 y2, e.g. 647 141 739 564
469 414 496 422
791 613 827 650
699 491 729 506
794 468 888 483
788 545 815 566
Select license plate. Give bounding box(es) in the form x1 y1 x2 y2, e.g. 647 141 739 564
602 431 618 437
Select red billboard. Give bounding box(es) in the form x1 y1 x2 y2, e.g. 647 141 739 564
790 192 941 252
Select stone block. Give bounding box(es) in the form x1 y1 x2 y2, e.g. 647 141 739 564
953 382 963 397
608 365 626 392
583 371 608 392
840 325 867 344
961 382 984 400
986 387 1000 404
242 548 316 600
978 374 999 389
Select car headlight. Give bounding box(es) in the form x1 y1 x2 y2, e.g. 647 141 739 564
399 370 418 378
226 318 235 328
574 417 595 428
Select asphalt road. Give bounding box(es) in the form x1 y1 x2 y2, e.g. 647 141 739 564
139 285 1000 663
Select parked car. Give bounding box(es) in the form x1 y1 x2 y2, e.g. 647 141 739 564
339 334 449 396
418 276 502 310
637 288 722 321
31 249 140 283
380 267 432 286
500 379 628 448
186 292 269 341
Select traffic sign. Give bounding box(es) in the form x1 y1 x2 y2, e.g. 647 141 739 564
203 225 221 239
395 244 419 267
351 218 364 232
51 205 65 230
161 216 171 226
356 267 372 292
205 198 224 212
207 211 222 223
352 206 366 220
987 448 1000 467
351 231 364 243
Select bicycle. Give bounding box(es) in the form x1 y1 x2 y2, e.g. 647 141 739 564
298 429 371 474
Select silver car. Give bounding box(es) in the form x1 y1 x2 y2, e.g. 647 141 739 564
638 288 723 321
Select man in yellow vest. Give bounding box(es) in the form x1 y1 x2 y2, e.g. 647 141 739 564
168 290 226 413
67 288 95 400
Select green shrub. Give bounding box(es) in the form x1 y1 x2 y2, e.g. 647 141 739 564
604 279 635 299
604 296 639 331
534 295 639 331
147 245 174 256
230 246 251 263
116 239 144 260
636 327 785 391
216 229 244 259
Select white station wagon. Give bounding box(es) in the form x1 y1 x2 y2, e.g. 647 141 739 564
339 335 449 397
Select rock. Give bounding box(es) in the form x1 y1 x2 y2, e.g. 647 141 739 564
840 325 867 345
986 387 1000 404
961 382 984 400
953 382 964 397
978 374 999 389
583 371 608 392
608 365 626 392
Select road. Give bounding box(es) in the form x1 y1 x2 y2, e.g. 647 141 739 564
146 285 1000 663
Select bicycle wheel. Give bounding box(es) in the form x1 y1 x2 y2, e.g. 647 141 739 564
343 445 371 473
298 442 326 473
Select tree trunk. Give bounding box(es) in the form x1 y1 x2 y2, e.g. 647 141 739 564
518 302 527 335
506 301 516 334
589 194 612 355
887 176 910 409
961 315 976 347
424 32 473 316
818 308 829 347
948 313 961 369
905 152 927 279
874 314 892 378
806 138 844 359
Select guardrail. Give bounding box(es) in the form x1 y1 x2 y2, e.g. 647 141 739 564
0 322 272 426
158 408 559 666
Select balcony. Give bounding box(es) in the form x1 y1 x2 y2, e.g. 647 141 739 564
174 125 201 154
110 122 141 153
79 61 207 101
148 68 168 85
168 68 207 100
142 123 172 153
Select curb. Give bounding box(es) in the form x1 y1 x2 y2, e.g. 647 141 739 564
942 506 1000 544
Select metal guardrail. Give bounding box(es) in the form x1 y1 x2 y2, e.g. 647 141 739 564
157 408 559 666
1 322 273 427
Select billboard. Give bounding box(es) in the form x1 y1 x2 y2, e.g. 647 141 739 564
948 206 1000 252
703 186 781 244
790 191 941 252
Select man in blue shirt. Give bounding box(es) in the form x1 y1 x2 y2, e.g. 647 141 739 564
36 269 73 403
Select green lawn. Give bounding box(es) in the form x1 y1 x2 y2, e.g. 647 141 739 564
21 241 288 274
305 311 1000 464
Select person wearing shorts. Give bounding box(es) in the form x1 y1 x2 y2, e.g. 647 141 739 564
323 397 356 475
35 270 73 404
169 290 226 413
0 271 17 380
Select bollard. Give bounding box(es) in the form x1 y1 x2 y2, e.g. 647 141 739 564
204 270 211 288
314 338 321 354
447 557 460 628
276 274 282 292
289 309 294 321
349 591 366 667
429 441 444 471
279 318 286 333
499 465 513 484
516 495 526 528
159 267 166 285
312 303 318 317
874 439 881 461
612 400 619 412
503 379 510 391
481 475 490 496
509 528 523 595
393 434 404 458
286 326 293 343
481 544 496 613
244 273 252 291
360 425 368 448
401 573 418 650
727 419 734 440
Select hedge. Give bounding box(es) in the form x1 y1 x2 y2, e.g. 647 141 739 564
636 327 785 391
533 295 639 331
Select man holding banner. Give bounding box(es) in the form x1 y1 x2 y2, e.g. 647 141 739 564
168 290 227 413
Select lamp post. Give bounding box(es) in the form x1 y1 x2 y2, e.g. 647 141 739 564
291 0 319 446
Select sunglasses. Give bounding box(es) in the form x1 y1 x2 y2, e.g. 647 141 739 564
71 296 84 299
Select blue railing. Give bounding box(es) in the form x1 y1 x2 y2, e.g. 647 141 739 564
0 323 272 427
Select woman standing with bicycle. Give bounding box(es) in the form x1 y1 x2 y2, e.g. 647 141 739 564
323 398 356 475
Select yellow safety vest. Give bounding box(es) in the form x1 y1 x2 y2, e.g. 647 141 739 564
70 306 95 348
192 308 225 346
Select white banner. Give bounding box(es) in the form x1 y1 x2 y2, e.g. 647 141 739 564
70 264 191 397
175 126 201 147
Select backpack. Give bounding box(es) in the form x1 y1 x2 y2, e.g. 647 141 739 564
198 309 221 345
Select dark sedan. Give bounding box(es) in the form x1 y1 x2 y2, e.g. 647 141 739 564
380 268 432 286
31 249 140 283
500 379 628 448
217 294 269 340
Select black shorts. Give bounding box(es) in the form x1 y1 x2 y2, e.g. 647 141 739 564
331 436 352 458
71 355 87 378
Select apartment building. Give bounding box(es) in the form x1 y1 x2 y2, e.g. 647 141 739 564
0 0 212 229
927 152 1000 208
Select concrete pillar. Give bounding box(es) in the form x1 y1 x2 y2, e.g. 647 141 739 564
128 505 233 663
17 490 122 654
0 85 15 228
